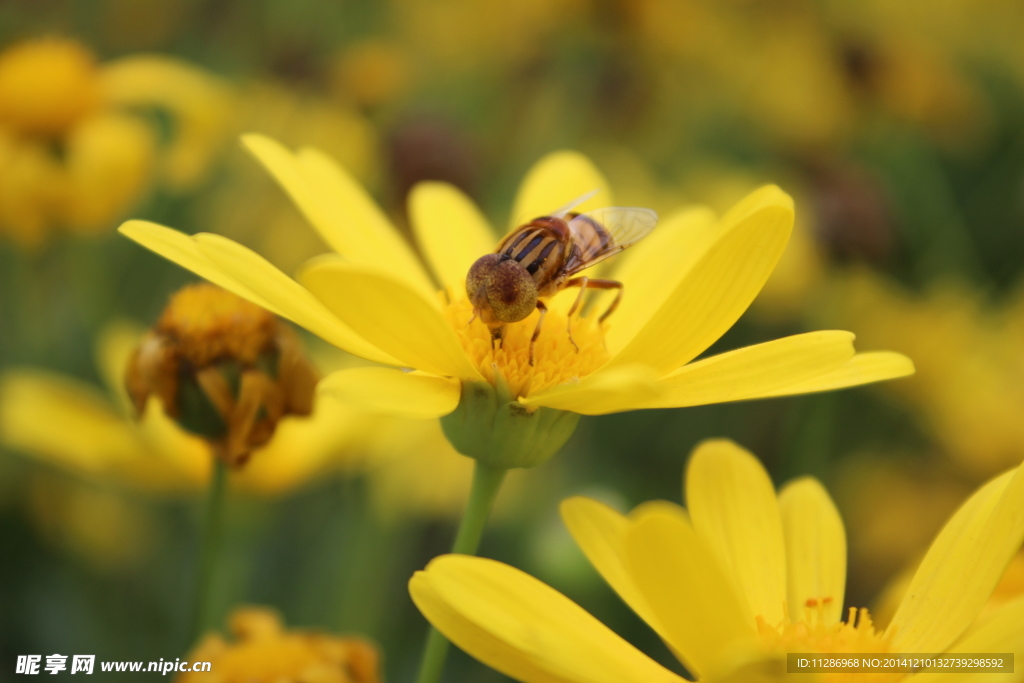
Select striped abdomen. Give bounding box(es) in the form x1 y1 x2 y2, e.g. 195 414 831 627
497 218 569 294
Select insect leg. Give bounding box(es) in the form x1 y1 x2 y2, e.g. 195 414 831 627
565 278 624 323
564 276 590 353
529 301 548 366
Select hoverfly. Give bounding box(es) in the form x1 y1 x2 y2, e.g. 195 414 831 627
466 191 658 364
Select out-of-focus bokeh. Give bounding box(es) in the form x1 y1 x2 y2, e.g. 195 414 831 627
2 0 1023 680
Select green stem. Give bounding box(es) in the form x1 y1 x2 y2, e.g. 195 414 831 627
190 457 228 646
415 462 508 683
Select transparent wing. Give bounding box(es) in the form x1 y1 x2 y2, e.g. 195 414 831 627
565 207 658 274
550 189 600 219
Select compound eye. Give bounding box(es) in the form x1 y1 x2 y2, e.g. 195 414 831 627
466 253 503 306
485 258 537 323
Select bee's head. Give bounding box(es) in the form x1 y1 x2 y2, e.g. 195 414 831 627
466 253 538 324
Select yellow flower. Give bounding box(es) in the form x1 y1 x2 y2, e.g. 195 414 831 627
0 37 231 246
411 440 1024 682
1 321 357 496
119 137 912 467
827 271 1024 478
0 38 101 136
0 320 478 512
180 606 380 683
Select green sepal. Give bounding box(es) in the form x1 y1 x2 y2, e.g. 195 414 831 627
175 372 227 439
441 373 580 469
174 359 244 439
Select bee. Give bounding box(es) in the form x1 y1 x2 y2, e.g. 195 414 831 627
466 191 658 364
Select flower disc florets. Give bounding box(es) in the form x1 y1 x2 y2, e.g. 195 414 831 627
757 604 900 683
443 290 609 400
438 290 605 468
126 284 319 466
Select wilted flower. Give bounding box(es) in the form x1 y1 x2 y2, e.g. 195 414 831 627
126 283 319 466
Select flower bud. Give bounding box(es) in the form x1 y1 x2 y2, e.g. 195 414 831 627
126 284 319 466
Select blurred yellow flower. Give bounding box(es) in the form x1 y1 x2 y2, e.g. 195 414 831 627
411 439 1024 682
27 474 156 572
0 38 101 135
0 37 232 247
331 39 412 108
833 453 972 597
828 271 1024 478
120 139 912 468
391 0 586 72
180 606 380 683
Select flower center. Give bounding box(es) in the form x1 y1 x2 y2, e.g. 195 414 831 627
757 603 902 683
156 283 276 367
442 290 609 399
0 38 101 136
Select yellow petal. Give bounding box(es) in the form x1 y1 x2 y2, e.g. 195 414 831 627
509 150 612 230
94 321 145 414
300 259 481 380
242 134 434 297
101 55 232 189
410 181 497 290
234 397 362 496
642 331 855 409
118 220 275 310
686 439 788 626
601 206 718 354
905 596 1024 683
886 462 1024 653
193 232 401 365
410 554 685 683
623 502 757 680
119 221 397 365
520 364 662 415
295 145 436 295
0 370 139 476
560 497 663 633
749 351 915 398
778 478 847 625
607 185 794 375
317 367 460 419
134 402 210 489
0 369 203 492
62 113 155 232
